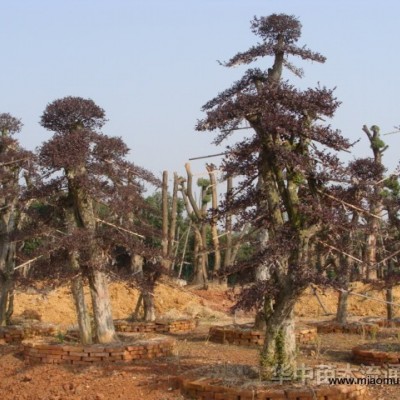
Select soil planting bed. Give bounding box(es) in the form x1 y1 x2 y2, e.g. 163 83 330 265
178 376 368 400
0 322 58 344
352 342 400 365
114 318 197 333
314 320 380 335
22 336 175 365
208 324 317 347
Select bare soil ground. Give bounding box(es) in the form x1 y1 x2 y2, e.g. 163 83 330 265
1 281 400 399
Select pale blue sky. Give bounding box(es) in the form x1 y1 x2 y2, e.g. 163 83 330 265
2 0 399 182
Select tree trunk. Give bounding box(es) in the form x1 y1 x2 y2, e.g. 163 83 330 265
336 290 349 324
88 269 118 343
254 228 270 330
143 291 156 322
191 226 207 287
67 166 117 344
6 287 14 324
71 276 92 344
260 292 297 380
362 125 385 281
181 163 208 287
130 293 143 321
0 240 16 326
386 287 394 321
207 165 222 280
65 202 93 344
178 222 191 279
336 256 352 324
161 171 169 268
0 275 13 326
223 177 233 270
167 172 179 272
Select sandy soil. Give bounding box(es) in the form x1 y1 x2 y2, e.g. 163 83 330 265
1 280 400 399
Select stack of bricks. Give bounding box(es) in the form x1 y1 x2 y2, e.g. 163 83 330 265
23 337 175 365
209 326 264 346
113 318 197 334
316 321 379 335
353 345 400 365
113 321 163 333
166 319 197 333
208 325 317 347
178 376 368 400
0 322 57 344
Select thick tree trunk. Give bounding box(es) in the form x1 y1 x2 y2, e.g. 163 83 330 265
71 276 92 345
67 166 117 344
88 269 118 343
65 203 93 344
260 292 297 380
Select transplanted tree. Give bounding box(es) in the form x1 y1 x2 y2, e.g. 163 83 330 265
0 114 32 326
37 96 162 343
197 14 351 378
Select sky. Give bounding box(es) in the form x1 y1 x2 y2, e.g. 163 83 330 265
2 0 400 189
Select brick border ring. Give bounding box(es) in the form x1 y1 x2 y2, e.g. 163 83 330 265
113 318 197 334
208 325 317 346
0 322 58 344
315 321 380 335
178 376 367 400
352 343 400 365
22 337 175 365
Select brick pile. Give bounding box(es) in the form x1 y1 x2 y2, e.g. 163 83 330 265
353 344 400 365
0 322 57 344
178 376 368 400
113 318 197 334
23 337 175 365
208 325 317 347
167 319 197 333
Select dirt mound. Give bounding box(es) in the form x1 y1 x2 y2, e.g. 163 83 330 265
12 280 229 328
12 280 400 328
295 282 400 318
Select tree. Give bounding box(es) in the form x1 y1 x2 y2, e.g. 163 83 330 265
0 114 32 326
37 96 161 343
197 14 350 378
178 163 209 287
382 174 400 320
361 125 387 281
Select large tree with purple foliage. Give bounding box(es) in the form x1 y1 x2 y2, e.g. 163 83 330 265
36 96 162 343
197 14 351 378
